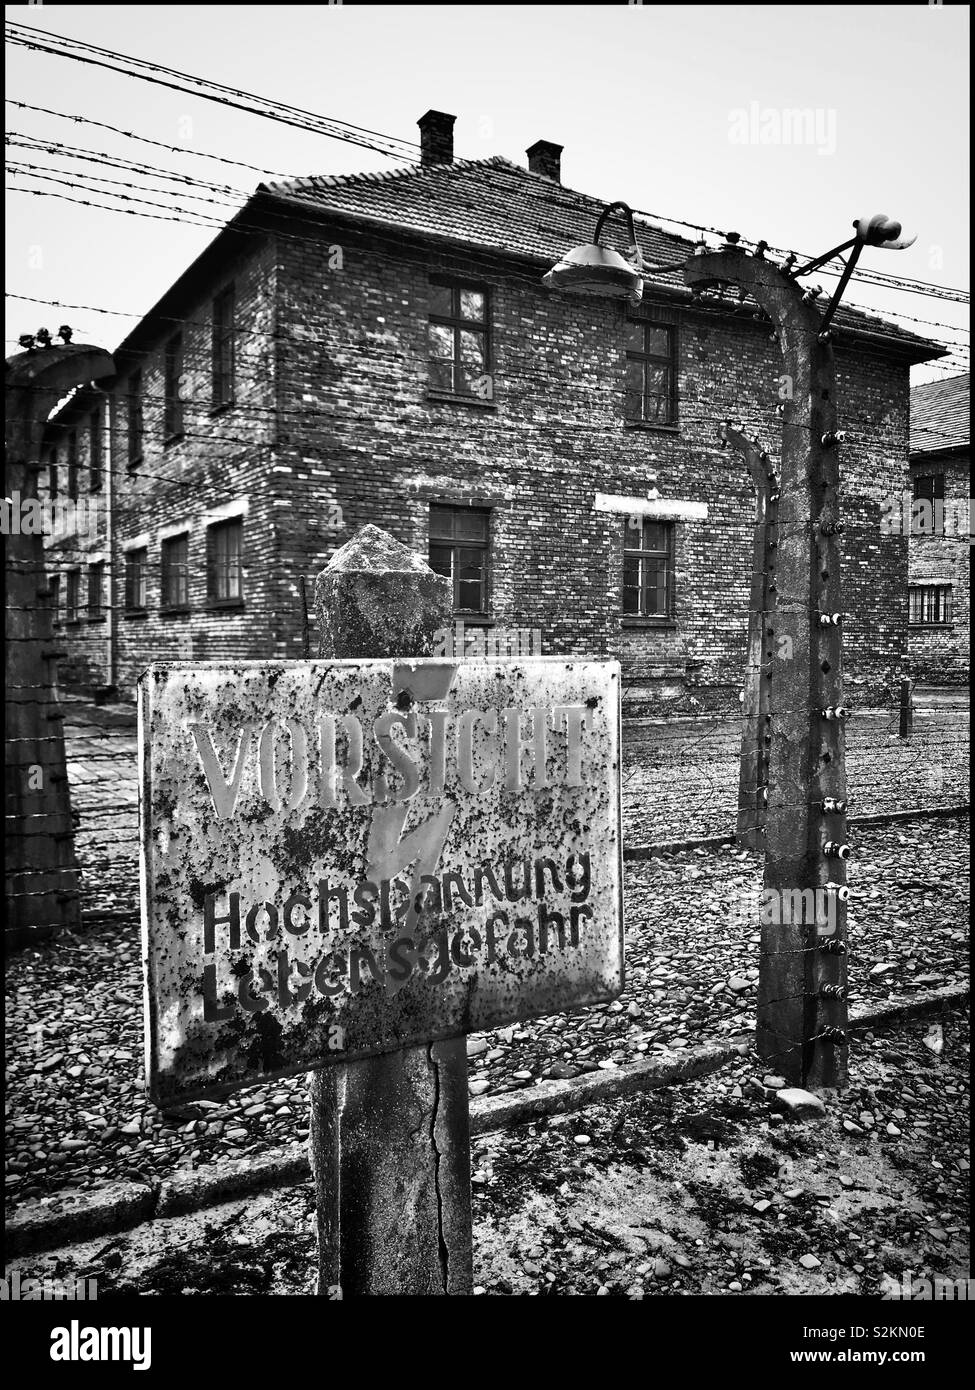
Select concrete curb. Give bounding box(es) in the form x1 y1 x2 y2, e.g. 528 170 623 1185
623 804 969 861
5 982 967 1259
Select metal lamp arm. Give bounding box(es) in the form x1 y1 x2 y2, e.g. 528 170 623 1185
593 201 638 247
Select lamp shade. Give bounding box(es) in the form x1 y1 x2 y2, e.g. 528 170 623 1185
542 243 644 303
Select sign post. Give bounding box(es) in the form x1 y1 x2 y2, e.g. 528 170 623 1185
139 525 623 1294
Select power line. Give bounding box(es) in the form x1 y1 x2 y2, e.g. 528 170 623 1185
5 98 294 178
5 20 421 162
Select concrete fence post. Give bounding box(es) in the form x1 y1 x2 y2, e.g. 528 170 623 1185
308 523 473 1296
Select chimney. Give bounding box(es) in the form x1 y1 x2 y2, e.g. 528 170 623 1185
418 110 455 166
526 139 563 183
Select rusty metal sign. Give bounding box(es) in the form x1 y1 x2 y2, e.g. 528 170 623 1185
140 658 623 1103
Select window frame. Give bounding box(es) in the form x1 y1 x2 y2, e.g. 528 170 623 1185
164 333 184 442
427 503 491 616
124 546 149 615
50 573 62 628
427 280 492 400
66 429 79 502
912 472 945 503
89 406 103 493
160 531 191 613
624 309 679 428
127 368 144 470
86 560 106 623
65 567 82 624
621 516 675 622
909 583 953 627
211 285 235 412
206 516 244 609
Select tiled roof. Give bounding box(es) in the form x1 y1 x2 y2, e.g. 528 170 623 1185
910 371 970 456
260 156 937 352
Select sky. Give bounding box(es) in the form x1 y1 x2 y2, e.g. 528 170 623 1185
5 4 970 385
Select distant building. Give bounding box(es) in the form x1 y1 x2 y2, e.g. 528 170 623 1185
907 372 970 685
43 110 944 711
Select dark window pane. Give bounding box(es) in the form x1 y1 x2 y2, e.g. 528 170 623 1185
428 542 453 578
625 321 645 352
208 520 242 602
642 522 668 552
428 360 453 391
430 507 456 539
429 284 453 317
455 511 488 541
89 410 103 491
644 325 672 357
623 554 642 586
622 584 641 615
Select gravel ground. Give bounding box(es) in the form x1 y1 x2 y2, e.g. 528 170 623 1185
5 815 968 1213
7 1005 968 1298
58 701 969 921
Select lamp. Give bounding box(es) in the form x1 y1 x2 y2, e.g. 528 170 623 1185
543 201 645 304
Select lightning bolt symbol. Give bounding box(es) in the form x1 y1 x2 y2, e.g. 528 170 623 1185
365 661 459 995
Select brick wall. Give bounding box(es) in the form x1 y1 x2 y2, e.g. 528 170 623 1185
907 451 970 683
271 220 914 711
45 219 919 712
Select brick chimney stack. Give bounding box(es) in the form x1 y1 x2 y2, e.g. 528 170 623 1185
526 140 563 182
418 110 456 166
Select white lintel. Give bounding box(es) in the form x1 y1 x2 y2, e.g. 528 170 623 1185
203 496 249 525
121 533 150 552
593 492 708 522
159 519 192 542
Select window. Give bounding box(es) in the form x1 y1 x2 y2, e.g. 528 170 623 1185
161 533 190 610
625 312 678 425
911 472 945 535
207 518 243 605
427 282 490 397
212 286 235 408
428 505 489 614
164 334 184 439
89 407 103 492
50 574 61 628
48 447 58 501
65 568 81 623
623 519 673 618
127 370 143 467
913 472 945 503
67 430 79 501
87 561 106 622
909 584 952 626
125 547 148 612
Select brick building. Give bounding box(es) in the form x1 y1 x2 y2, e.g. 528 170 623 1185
907 371 970 685
43 110 944 710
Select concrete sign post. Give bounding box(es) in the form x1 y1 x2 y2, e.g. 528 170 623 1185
140 526 623 1293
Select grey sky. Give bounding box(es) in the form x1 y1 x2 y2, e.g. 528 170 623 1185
5 4 970 383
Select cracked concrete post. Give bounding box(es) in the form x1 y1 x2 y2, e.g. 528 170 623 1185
308 524 473 1296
